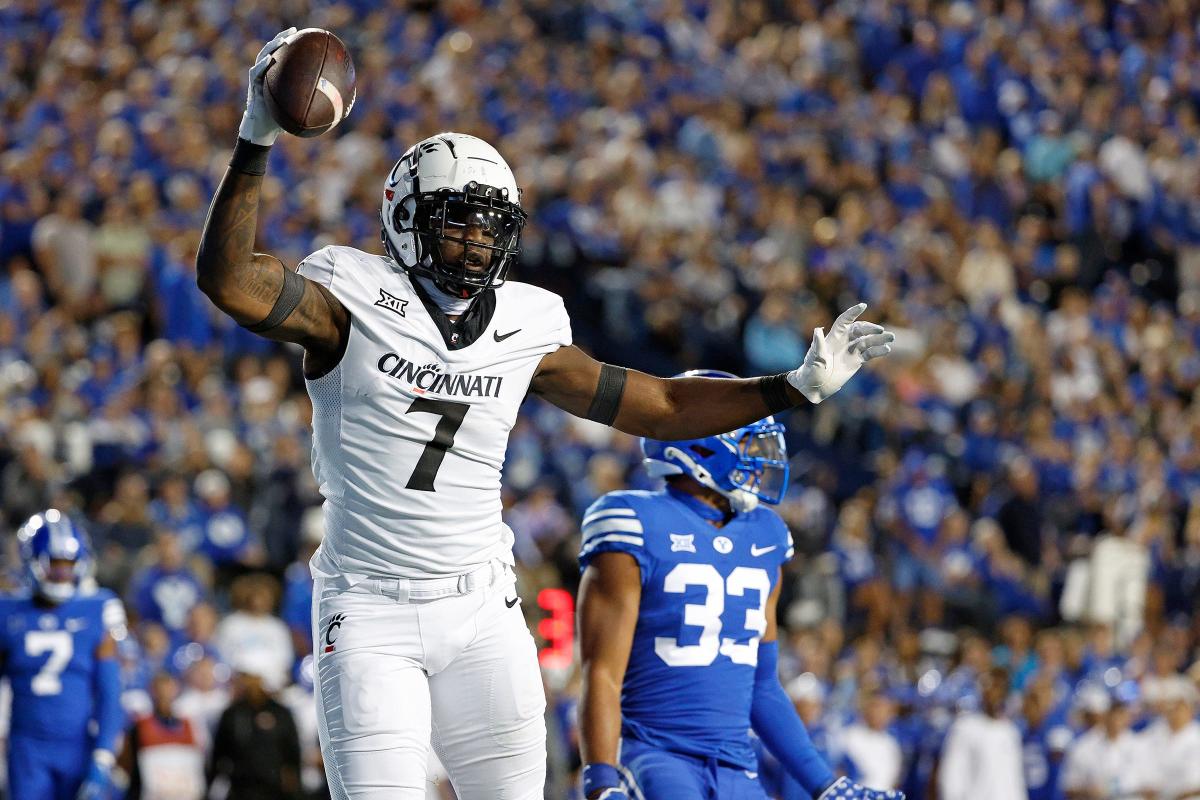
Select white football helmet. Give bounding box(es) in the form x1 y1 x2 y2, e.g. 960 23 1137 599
381 132 526 298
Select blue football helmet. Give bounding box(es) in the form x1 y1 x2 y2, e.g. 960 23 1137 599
17 509 92 603
641 370 790 512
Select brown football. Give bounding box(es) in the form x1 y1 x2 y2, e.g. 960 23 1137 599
263 28 356 138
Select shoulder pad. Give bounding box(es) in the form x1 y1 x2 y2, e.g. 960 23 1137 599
492 280 572 349
297 245 339 288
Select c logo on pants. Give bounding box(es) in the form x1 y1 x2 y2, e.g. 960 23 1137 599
324 613 346 653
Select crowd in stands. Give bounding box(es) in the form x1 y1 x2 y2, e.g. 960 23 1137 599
1 0 1200 798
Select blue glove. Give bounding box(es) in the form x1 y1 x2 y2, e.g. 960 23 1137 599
817 776 906 800
75 750 114 800
583 763 629 800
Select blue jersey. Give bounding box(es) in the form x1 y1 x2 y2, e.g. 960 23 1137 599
130 565 205 635
579 488 793 770
0 588 124 742
1021 714 1073 800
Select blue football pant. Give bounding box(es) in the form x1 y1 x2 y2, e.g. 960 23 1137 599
620 738 768 800
7 735 90 800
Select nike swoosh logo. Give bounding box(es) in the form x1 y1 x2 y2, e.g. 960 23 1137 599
505 595 520 608
750 545 777 557
493 328 521 342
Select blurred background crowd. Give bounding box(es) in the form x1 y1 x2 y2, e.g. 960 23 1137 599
2 0 1200 798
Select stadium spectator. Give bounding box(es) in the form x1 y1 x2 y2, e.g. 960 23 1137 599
213 574 293 694
1084 527 1151 649
170 602 222 674
994 458 1048 570
120 671 206 800
1018 676 1075 800
1139 677 1200 800
840 688 903 792
1060 691 1147 800
208 651 302 800
30 186 97 314
194 469 259 585
128 529 207 640
938 668 1026 800
147 473 206 554
830 498 890 639
174 654 230 753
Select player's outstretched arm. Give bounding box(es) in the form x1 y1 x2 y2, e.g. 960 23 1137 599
531 303 894 439
196 29 348 361
578 551 642 800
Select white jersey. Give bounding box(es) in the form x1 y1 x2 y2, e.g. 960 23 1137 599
937 712 1027 800
1061 726 1149 799
840 724 903 791
1139 719 1200 800
298 246 571 577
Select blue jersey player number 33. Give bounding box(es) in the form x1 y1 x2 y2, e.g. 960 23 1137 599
577 370 906 800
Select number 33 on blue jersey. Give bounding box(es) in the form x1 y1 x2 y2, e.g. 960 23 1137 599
655 564 771 667
578 490 792 675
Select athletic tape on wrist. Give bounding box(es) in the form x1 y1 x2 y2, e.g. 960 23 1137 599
759 373 794 414
229 138 271 176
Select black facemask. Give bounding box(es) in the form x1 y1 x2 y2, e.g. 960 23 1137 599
388 182 526 298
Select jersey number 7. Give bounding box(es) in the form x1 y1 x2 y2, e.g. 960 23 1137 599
404 397 469 491
654 564 771 668
25 630 73 695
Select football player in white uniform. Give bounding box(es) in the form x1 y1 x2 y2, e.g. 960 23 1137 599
195 30 896 800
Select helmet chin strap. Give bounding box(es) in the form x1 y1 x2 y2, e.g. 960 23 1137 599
662 446 759 514
729 489 759 514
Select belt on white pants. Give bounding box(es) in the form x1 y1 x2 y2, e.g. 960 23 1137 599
362 560 507 603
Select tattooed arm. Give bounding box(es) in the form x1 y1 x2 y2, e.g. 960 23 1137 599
197 29 349 374
195 164 349 376
195 164 347 359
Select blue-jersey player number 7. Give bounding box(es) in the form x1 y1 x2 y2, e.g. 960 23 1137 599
24 630 73 695
654 564 771 667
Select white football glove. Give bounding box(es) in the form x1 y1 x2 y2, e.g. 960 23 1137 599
239 27 297 146
787 303 895 404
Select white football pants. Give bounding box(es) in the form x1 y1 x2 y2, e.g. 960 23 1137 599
311 560 547 799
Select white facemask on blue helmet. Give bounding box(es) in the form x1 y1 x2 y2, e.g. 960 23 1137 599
17 509 92 603
641 370 790 513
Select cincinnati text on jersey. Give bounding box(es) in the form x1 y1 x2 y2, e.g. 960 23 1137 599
377 353 505 398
